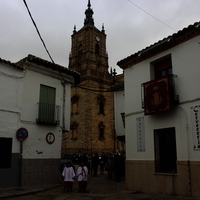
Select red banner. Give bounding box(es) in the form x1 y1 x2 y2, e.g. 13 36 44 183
143 75 173 115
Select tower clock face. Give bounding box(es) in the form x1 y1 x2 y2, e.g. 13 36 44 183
96 36 100 41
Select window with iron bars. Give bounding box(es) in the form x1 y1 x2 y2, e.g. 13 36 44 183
37 85 60 125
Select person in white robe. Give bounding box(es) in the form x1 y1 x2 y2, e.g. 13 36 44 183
76 162 88 192
62 162 75 192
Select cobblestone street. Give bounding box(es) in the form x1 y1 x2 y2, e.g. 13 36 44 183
1 173 200 200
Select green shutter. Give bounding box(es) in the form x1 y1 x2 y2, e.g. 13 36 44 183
40 85 55 105
38 85 56 123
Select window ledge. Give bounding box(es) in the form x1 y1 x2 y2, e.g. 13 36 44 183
154 172 177 176
98 137 105 141
71 138 77 142
98 113 105 116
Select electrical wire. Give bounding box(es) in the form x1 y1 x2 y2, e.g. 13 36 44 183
22 0 77 88
22 0 121 93
128 1 200 46
23 0 55 64
127 0 177 32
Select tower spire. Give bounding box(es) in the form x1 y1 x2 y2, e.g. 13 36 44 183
88 0 91 8
84 0 94 26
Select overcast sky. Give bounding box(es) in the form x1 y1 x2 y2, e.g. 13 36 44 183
1 0 200 74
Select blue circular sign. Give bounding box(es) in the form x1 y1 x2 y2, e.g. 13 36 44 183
16 128 28 141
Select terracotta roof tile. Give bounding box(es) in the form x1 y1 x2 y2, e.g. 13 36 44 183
117 21 200 69
0 57 24 70
17 54 80 84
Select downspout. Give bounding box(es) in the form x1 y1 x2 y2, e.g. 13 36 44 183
61 80 66 133
19 140 23 187
178 106 191 196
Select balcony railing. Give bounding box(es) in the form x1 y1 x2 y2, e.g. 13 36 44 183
142 74 178 115
36 102 60 125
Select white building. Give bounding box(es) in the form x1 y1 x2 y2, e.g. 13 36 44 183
0 54 79 187
117 22 200 197
112 75 125 154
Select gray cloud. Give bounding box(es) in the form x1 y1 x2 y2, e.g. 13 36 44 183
1 0 200 74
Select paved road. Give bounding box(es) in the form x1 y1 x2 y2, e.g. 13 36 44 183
2 174 200 200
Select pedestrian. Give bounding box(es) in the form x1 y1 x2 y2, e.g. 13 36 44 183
106 155 114 180
100 152 107 175
62 161 75 192
76 162 88 192
114 154 123 182
92 153 99 176
100 159 105 175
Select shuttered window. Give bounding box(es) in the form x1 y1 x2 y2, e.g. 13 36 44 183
38 85 56 124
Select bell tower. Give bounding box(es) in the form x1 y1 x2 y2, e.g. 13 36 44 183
69 0 110 84
65 0 115 156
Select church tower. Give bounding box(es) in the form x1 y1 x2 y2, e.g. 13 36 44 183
63 0 115 155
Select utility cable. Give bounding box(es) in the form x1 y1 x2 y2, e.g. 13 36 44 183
23 0 55 64
127 0 177 32
128 1 200 45
23 0 122 93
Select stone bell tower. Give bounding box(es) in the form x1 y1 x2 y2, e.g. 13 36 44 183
62 0 115 155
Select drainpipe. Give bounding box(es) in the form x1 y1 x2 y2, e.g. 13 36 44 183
19 140 23 187
61 80 67 158
178 107 191 196
61 80 66 133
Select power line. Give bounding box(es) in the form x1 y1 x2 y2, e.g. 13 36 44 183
127 0 177 32
23 0 55 64
22 0 120 93
128 1 200 46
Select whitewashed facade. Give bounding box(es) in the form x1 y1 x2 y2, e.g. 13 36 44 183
113 82 125 153
0 55 79 187
117 22 200 197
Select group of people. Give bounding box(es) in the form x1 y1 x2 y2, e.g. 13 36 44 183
62 162 88 193
91 152 125 181
106 154 125 181
62 152 125 192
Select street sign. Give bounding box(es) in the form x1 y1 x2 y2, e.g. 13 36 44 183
46 132 55 144
16 128 28 141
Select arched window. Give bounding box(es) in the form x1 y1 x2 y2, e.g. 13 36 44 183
95 44 100 54
98 121 105 140
97 95 105 115
78 44 83 55
70 122 78 139
71 95 79 115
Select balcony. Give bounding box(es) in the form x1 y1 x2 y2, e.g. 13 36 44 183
36 102 60 125
142 74 178 115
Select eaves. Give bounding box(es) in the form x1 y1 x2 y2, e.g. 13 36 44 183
117 21 200 70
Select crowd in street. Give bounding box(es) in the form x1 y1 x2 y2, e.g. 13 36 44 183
90 153 125 181
61 152 125 193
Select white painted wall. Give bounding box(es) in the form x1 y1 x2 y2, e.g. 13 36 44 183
114 90 125 136
0 62 24 153
0 59 73 160
20 67 72 159
124 36 200 161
